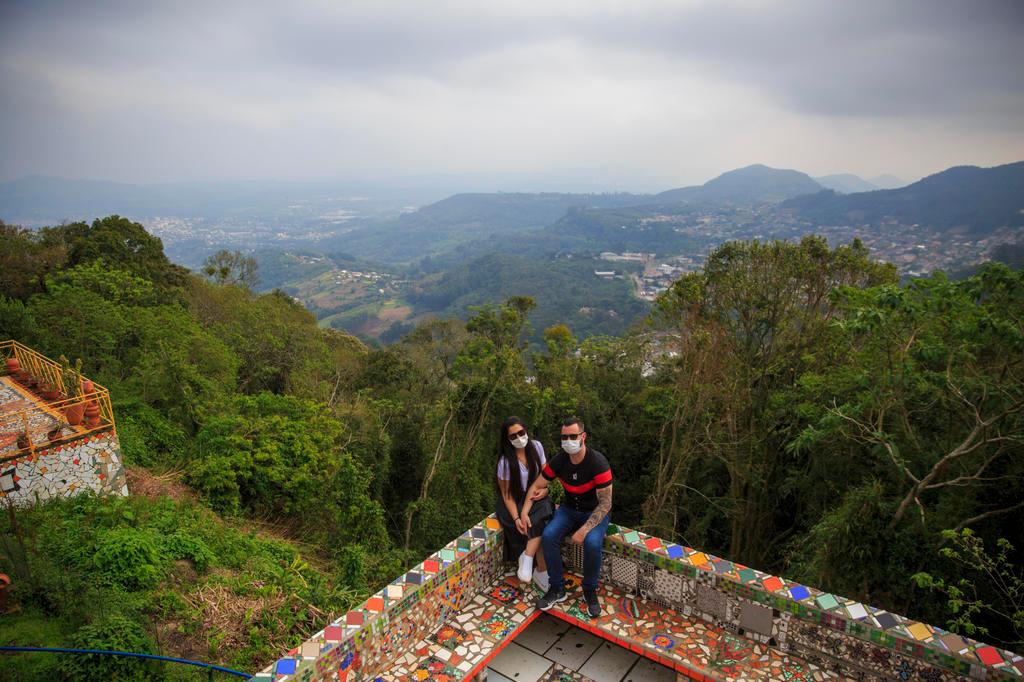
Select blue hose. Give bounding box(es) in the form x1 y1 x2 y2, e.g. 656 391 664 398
0 646 252 678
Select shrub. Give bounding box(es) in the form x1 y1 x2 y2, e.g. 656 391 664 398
61 615 162 681
92 527 165 590
161 531 215 573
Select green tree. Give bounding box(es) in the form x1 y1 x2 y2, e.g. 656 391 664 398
0 220 66 300
41 215 188 293
202 249 259 290
189 392 388 553
648 237 896 564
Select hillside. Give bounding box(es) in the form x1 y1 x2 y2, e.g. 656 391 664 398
323 191 652 264
653 164 822 204
814 173 879 193
783 161 1024 234
406 252 649 342
2 218 1022 674
1 475 365 678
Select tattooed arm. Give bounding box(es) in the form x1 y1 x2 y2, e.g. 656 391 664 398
571 485 612 544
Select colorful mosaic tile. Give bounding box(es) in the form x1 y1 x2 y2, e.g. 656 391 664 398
0 377 127 506
261 513 1021 682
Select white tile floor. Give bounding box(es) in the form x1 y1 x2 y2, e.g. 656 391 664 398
485 614 676 682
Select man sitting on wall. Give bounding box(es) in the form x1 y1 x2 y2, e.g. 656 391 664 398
518 417 612 617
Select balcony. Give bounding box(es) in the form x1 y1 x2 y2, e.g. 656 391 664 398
1 340 125 506
257 516 1022 681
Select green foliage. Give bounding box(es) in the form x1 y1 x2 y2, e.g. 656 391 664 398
59 354 83 399
93 527 165 589
0 220 67 300
0 295 36 340
4 215 1022 661
913 530 1024 648
62 615 162 681
115 402 190 467
162 531 216 574
189 392 388 550
41 215 188 293
202 249 259 289
1 489 371 673
124 304 239 428
0 610 65 679
407 253 648 345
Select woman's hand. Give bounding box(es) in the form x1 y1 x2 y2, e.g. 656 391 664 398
530 487 548 501
515 515 531 536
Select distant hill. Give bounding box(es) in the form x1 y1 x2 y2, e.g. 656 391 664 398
783 161 1024 234
407 252 649 342
814 174 879 194
324 191 652 264
869 174 908 190
653 164 822 204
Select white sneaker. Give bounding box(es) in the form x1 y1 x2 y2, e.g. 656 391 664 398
533 569 549 592
517 552 534 582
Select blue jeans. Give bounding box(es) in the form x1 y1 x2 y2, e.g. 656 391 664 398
541 504 610 592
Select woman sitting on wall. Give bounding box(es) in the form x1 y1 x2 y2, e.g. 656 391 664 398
495 416 553 590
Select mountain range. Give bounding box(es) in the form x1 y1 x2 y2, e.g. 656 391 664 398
782 161 1024 234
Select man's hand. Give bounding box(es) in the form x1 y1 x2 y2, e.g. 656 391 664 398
530 487 548 501
570 527 587 544
515 515 531 536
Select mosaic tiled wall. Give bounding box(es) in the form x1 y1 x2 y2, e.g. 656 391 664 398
0 431 128 507
262 515 1022 682
256 516 506 681
583 523 1022 681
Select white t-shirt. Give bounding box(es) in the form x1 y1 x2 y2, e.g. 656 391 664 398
496 441 547 491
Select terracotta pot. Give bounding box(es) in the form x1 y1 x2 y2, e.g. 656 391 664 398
85 402 102 427
42 388 60 401
65 403 85 426
4 357 19 374
0 573 10 613
80 379 95 396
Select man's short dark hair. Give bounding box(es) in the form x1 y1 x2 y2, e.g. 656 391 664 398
562 417 585 432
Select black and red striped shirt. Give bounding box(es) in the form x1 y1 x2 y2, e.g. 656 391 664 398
541 447 612 512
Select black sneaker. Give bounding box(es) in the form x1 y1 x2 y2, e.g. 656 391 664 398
536 586 567 610
583 589 601 617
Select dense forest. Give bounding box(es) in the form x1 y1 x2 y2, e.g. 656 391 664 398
1 216 1021 679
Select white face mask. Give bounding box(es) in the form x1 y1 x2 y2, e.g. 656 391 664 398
561 438 582 455
511 435 528 449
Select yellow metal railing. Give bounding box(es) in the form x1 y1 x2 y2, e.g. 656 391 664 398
1 340 116 461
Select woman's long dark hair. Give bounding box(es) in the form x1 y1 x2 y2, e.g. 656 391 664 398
496 416 542 506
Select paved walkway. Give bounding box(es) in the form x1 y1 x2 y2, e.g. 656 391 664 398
380 569 838 681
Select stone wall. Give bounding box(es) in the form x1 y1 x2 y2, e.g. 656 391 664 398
0 430 128 507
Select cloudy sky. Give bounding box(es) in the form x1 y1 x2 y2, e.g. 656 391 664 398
1 0 1022 191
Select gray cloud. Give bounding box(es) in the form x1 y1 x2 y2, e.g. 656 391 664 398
1 0 1022 188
